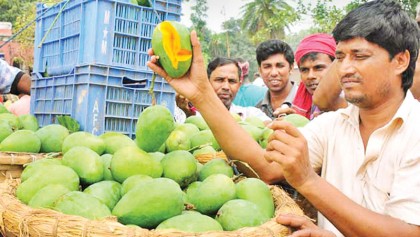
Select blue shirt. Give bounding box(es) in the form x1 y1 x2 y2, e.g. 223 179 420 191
0 59 21 94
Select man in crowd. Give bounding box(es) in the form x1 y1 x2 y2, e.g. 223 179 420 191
148 0 420 236
175 57 270 123
255 40 298 119
275 33 336 119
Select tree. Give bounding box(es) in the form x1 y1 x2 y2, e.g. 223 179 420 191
241 0 299 43
189 0 212 63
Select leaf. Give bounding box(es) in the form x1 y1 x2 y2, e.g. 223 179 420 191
57 115 80 133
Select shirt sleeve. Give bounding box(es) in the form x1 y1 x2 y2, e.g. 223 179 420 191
0 59 22 94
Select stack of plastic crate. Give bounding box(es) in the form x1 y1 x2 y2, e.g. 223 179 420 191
31 0 181 137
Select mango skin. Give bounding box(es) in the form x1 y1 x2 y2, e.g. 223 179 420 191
198 158 233 181
53 191 112 220
20 158 63 182
235 178 275 218
161 150 198 188
35 124 69 152
18 114 39 131
28 184 71 208
156 212 223 232
99 132 137 155
152 21 192 78
62 131 106 155
62 146 104 185
112 178 184 228
16 164 80 204
0 130 41 153
0 121 13 143
135 105 175 152
110 146 163 183
187 174 236 215
215 199 269 231
83 180 122 210
283 113 310 127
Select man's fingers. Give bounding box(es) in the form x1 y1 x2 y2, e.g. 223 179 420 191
277 214 316 229
190 30 204 65
267 120 302 139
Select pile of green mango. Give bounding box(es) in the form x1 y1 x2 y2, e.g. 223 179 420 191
5 105 278 232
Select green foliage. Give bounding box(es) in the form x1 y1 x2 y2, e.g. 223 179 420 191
190 0 211 64
240 0 299 43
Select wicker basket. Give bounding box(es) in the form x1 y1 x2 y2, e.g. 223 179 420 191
0 178 304 237
0 152 62 182
194 151 228 164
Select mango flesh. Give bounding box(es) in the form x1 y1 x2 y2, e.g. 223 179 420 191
35 124 69 152
0 130 41 153
16 164 80 204
135 105 175 152
110 146 163 183
187 174 236 215
235 178 275 218
28 184 71 208
62 131 106 155
283 113 310 127
161 150 197 188
53 191 112 220
156 212 223 232
152 21 192 78
112 178 184 228
215 199 269 231
83 180 122 210
62 146 104 185
198 158 234 181
99 132 137 154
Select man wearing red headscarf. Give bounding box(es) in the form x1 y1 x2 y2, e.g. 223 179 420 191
275 33 336 119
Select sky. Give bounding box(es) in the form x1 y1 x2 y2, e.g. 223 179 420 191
180 0 353 34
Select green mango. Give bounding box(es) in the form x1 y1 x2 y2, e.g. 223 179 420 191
100 154 114 181
156 212 223 232
184 116 209 130
240 122 264 142
165 129 191 152
230 112 242 122
148 152 165 163
16 164 80 204
18 114 39 131
187 174 236 215
35 124 69 152
0 113 22 130
112 178 184 228
121 174 153 196
62 146 104 185
190 130 220 151
283 113 310 127
83 180 122 210
62 131 105 155
137 0 151 7
99 132 137 154
110 146 162 183
135 105 175 152
215 199 269 231
28 184 71 208
258 127 273 149
0 120 13 143
0 130 41 153
245 116 265 129
161 150 197 188
198 158 234 181
21 158 63 182
192 145 216 157
236 178 274 218
0 104 10 113
152 21 192 78
175 123 200 137
53 191 111 220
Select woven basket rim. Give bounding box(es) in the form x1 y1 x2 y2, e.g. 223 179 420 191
0 152 62 165
0 178 304 237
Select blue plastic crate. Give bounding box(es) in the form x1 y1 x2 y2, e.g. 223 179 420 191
30 64 175 138
33 0 181 76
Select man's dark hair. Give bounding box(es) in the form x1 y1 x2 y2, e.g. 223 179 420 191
332 0 420 94
299 52 335 66
207 57 241 79
255 40 294 67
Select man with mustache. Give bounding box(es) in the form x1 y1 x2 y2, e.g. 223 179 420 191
175 57 270 123
148 1 420 236
255 40 299 119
